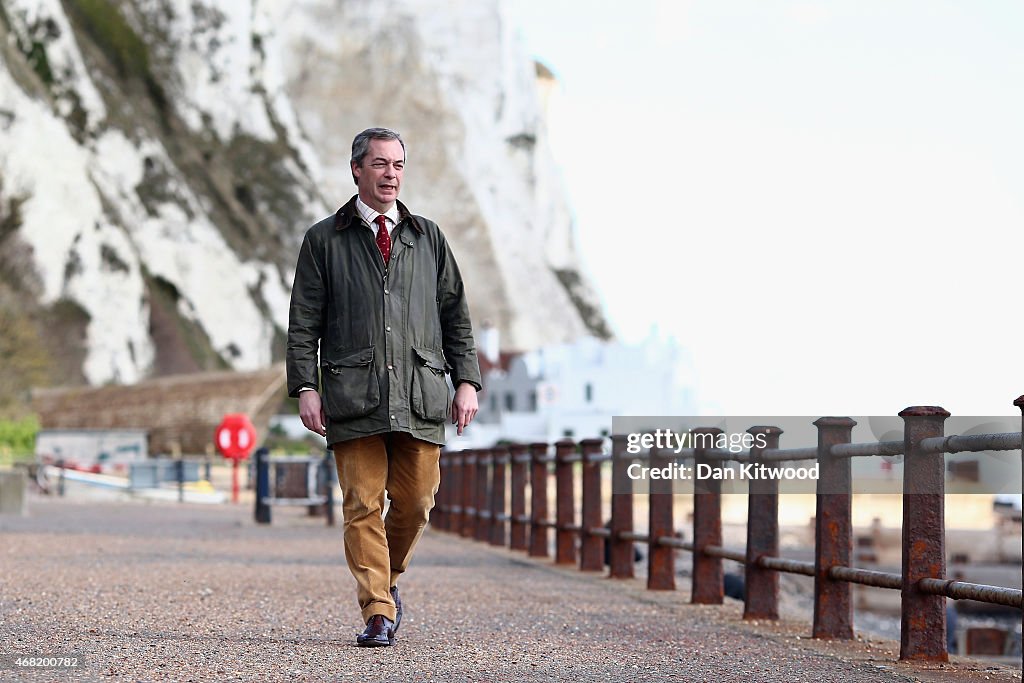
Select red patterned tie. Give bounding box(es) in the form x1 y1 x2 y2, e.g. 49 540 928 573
374 215 391 264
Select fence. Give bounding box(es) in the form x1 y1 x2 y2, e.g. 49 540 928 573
433 402 1024 668
34 456 213 501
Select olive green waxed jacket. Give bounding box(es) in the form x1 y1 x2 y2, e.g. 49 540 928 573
286 196 481 446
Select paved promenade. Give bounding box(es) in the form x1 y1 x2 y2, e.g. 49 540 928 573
0 498 1018 682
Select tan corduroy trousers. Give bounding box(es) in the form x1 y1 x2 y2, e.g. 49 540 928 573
332 432 441 623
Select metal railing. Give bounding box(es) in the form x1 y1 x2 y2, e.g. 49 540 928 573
432 401 1024 667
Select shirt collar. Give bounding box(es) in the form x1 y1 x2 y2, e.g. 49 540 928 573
355 196 400 227
333 196 422 233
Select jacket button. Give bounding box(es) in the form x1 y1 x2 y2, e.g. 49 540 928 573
386 326 391 332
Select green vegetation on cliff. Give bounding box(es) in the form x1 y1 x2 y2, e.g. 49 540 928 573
63 0 167 112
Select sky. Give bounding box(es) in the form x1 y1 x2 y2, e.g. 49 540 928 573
504 0 1024 417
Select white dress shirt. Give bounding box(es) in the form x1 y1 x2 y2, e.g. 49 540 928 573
356 196 399 238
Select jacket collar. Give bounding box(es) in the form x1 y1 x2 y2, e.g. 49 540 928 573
333 195 422 234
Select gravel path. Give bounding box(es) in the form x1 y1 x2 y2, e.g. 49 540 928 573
0 498 1019 682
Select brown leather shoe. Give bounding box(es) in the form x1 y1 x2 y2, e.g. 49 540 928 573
356 615 395 647
390 586 403 633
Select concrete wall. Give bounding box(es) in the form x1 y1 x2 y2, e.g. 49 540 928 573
0 470 27 515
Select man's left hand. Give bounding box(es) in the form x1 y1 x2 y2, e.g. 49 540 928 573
451 383 479 436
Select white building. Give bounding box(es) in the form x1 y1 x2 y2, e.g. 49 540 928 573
448 332 697 448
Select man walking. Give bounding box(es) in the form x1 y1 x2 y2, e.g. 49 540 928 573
286 127 481 647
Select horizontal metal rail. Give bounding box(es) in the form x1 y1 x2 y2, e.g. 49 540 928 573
703 545 746 563
830 440 904 459
497 432 1022 464
919 431 1022 455
701 449 747 462
918 578 1023 608
619 531 651 543
828 566 903 590
656 536 694 551
757 555 816 576
616 449 695 462
760 447 818 462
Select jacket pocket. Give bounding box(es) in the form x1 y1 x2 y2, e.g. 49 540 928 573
410 346 451 423
321 347 380 420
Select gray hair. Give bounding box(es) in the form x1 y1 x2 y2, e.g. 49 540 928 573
350 127 406 182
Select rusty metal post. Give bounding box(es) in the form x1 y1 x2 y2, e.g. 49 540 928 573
490 446 508 546
691 427 724 604
528 442 550 558
448 453 462 535
1016 395 1024 673
554 439 577 565
812 417 856 639
444 452 456 532
444 453 455 532
647 446 675 590
579 438 604 572
446 451 459 533
744 426 782 620
609 435 635 579
476 449 491 542
899 406 950 662
509 444 528 551
461 450 476 538
435 453 448 531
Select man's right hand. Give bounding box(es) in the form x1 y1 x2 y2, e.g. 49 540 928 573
298 390 327 437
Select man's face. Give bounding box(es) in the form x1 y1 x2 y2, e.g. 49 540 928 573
352 138 404 212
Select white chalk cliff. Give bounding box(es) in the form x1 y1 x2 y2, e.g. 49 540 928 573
0 0 609 390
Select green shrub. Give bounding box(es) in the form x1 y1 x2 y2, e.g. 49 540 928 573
0 414 39 464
